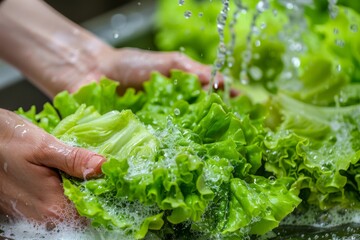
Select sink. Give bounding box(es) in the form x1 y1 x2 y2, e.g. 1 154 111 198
0 0 157 111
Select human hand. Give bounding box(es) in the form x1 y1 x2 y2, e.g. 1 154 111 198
66 47 227 95
0 109 106 223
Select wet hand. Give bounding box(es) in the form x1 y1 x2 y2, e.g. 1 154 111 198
0 109 106 222
69 47 228 95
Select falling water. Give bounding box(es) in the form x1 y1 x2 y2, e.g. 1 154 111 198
276 0 312 91
208 0 230 94
209 0 270 95
328 0 339 19
240 0 269 85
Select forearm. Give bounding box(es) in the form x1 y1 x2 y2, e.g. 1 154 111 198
0 0 111 97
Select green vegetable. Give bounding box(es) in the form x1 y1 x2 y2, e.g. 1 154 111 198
19 71 300 239
16 0 360 238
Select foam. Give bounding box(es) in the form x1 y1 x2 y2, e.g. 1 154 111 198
0 217 134 240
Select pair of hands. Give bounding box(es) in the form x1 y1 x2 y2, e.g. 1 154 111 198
0 48 222 224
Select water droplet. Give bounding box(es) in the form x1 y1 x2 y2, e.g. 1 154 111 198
179 46 185 52
336 64 342 72
268 176 276 182
335 39 345 48
137 2 142 6
291 57 301 68
260 22 267 29
286 2 294 10
184 10 192 19
240 70 249 85
289 42 303 52
328 0 339 19
272 9 278 16
173 108 181 116
350 24 358 32
255 40 261 47
178 0 185 6
256 0 269 12
113 32 120 39
198 12 203 17
213 81 219 89
249 66 263 80
333 28 339 34
251 26 260 35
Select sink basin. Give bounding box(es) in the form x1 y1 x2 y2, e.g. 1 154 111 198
0 0 157 111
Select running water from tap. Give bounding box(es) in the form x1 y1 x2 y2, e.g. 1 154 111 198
240 0 269 85
208 0 230 95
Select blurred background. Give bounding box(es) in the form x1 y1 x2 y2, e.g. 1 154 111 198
0 0 157 111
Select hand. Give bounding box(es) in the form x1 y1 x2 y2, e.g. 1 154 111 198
0 109 106 223
66 47 225 95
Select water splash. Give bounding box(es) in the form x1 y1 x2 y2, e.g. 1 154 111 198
276 0 311 90
240 0 269 85
328 0 339 19
208 0 230 95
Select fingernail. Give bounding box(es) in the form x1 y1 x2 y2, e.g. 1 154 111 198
86 155 105 172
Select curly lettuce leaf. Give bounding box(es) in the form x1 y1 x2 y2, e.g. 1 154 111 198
264 94 360 209
19 71 300 239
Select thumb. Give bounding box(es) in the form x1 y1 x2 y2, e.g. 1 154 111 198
38 138 106 179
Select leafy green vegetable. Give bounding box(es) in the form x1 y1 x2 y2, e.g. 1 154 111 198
15 0 360 238
156 0 360 105
19 71 301 239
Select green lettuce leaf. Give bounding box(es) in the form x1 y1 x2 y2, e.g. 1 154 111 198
18 71 300 239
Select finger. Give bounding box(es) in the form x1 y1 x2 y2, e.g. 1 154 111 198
36 137 106 179
168 52 225 87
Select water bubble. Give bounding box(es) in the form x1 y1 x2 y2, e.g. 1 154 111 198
328 1 339 19
227 56 235 68
240 70 249 85
251 26 260 35
350 24 358 32
256 0 269 12
268 176 276 182
243 51 252 62
178 0 185 6
184 10 192 19
249 66 263 80
291 57 301 68
289 42 304 52
335 39 345 48
336 64 342 72
286 2 295 10
173 108 181 116
113 32 120 39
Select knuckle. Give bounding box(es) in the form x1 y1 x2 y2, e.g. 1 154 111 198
66 147 82 174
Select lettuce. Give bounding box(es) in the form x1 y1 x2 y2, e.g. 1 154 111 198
19 71 301 239
264 94 360 210
156 0 360 106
